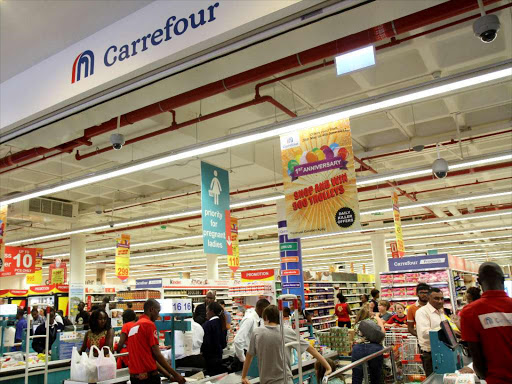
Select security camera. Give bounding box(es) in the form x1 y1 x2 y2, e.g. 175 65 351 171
109 221 115 228
110 133 125 150
432 158 449 179
473 14 500 43
95 205 103 215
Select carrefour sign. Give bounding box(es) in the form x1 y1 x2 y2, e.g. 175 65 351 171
72 3 220 84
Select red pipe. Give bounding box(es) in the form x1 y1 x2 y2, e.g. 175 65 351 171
0 0 499 169
75 95 296 160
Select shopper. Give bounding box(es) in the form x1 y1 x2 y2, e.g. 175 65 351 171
241 305 331 384
75 302 90 328
293 297 313 325
79 309 113 355
201 301 227 376
234 298 270 368
282 306 291 327
359 294 369 307
376 300 392 321
116 309 137 369
407 283 430 337
218 299 231 330
369 289 380 313
57 309 73 327
465 287 481 304
14 308 27 351
32 308 59 353
335 293 352 328
352 306 386 384
31 308 45 327
127 299 185 384
315 358 344 384
460 262 512 384
386 303 407 327
193 290 216 325
415 287 445 377
174 319 205 369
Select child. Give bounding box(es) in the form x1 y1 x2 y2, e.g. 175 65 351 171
386 303 407 327
316 358 345 384
283 306 291 327
377 300 392 322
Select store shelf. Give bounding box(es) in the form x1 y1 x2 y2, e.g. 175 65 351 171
313 319 336 326
116 299 149 302
306 305 334 310
312 314 334 320
306 299 334 303
386 296 450 301
381 282 449 288
304 292 334 296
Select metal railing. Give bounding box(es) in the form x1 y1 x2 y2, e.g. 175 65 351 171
322 346 397 384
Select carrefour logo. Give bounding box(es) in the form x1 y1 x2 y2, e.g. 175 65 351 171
71 50 95 84
71 2 219 85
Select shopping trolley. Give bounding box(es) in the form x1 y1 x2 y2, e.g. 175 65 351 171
383 331 409 384
400 336 426 383
278 294 303 384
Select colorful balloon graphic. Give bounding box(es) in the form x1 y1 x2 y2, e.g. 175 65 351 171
320 145 334 159
288 159 299 173
306 152 318 163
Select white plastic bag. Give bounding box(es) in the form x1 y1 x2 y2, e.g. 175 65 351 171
97 347 116 381
70 346 97 382
86 345 100 383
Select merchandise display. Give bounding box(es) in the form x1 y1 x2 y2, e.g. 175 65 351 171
116 289 161 312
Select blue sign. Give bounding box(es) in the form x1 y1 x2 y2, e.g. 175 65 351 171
282 282 302 289
388 254 449 272
201 161 232 255
279 220 305 306
135 278 163 289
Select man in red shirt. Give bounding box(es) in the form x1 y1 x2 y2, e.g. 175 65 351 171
127 299 185 384
460 262 512 384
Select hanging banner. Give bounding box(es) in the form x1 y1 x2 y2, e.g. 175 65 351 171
115 234 130 281
49 259 67 284
201 161 232 255
0 246 37 277
390 241 400 259
0 206 7 272
392 192 405 257
280 118 360 238
26 248 44 285
228 217 240 273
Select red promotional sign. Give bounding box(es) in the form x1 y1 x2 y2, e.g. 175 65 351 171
0 246 36 276
282 269 300 276
241 269 275 281
390 241 400 258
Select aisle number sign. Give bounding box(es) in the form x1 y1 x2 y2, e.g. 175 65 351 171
201 161 232 256
392 192 405 258
280 118 360 238
115 234 130 281
26 249 44 285
0 206 7 272
228 218 239 272
0 246 37 276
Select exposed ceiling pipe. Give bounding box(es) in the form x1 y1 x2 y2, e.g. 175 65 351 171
0 0 501 170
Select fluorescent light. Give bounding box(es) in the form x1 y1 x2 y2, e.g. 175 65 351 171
1 62 510 208
361 190 512 215
335 45 376 76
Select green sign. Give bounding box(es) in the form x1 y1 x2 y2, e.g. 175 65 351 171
280 242 298 251
427 250 438 255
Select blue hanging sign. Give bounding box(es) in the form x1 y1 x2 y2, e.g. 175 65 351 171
135 278 163 289
388 254 449 272
201 161 232 255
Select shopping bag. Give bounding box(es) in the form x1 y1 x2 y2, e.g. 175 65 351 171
70 347 97 382
86 345 100 383
97 347 116 381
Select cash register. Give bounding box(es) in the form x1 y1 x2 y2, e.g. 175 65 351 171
429 320 464 374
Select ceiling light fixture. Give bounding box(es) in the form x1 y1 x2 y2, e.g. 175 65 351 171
1 61 509 208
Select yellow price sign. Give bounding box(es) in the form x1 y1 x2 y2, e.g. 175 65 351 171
51 268 64 284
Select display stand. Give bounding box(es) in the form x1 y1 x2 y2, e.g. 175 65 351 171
115 289 161 313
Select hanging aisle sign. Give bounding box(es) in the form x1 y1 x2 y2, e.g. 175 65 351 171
392 192 405 258
201 161 232 256
115 234 130 281
50 259 67 284
0 206 6 272
280 118 360 238
228 217 240 274
26 249 44 285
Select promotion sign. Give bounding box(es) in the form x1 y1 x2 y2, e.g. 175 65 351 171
228 217 239 272
115 234 130 281
201 161 232 255
389 241 399 259
26 248 44 285
0 206 6 272
392 192 405 257
241 269 275 282
0 246 36 277
280 118 360 238
49 260 67 284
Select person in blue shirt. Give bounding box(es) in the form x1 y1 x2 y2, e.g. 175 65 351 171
14 308 27 351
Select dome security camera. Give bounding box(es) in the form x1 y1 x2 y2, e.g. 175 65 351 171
110 133 125 150
473 14 500 43
432 158 449 179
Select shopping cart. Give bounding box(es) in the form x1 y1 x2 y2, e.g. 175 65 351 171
400 337 426 383
383 331 409 384
278 294 303 384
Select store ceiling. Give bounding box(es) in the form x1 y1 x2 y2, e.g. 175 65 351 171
1 0 511 282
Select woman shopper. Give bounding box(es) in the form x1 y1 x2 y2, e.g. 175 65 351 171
335 293 352 328
201 301 227 376
80 309 113 356
351 306 386 384
241 305 331 384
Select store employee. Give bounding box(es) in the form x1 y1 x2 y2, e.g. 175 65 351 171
127 299 185 384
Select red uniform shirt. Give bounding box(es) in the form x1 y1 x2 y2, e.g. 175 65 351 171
335 303 350 322
460 290 512 384
117 322 136 369
127 315 159 375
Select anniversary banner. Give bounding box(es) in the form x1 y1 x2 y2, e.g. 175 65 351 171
280 118 360 238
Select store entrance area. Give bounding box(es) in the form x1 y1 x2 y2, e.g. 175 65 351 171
0 0 511 383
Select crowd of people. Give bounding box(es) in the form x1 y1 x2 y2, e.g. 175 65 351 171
7 262 511 384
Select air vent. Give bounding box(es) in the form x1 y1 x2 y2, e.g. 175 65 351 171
28 197 76 219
